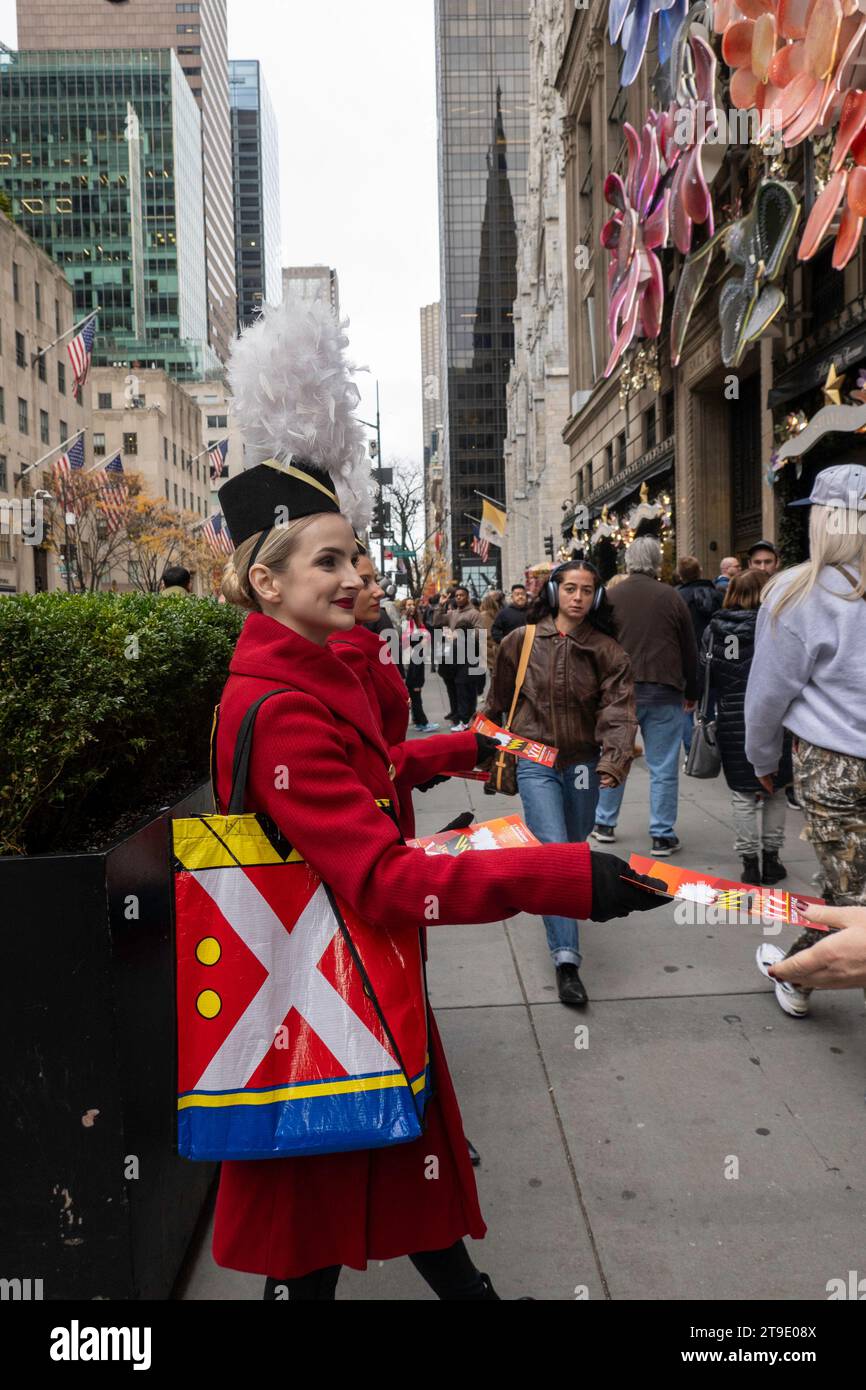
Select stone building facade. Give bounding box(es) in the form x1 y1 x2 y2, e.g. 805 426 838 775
0 213 91 594
502 0 572 582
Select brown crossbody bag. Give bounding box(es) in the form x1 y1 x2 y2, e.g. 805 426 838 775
484 625 537 797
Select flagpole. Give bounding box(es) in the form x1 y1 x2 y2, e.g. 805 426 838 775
16 429 87 487
192 436 229 465
30 308 100 367
473 489 508 511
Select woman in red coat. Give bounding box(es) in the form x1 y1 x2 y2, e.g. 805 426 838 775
328 551 486 840
208 296 666 1300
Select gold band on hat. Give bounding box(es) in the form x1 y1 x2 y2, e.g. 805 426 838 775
262 458 340 508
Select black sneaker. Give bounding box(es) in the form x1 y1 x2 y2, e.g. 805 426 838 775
785 786 801 810
591 823 616 844
651 835 680 857
761 849 788 884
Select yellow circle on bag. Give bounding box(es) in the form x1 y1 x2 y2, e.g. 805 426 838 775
196 989 222 1019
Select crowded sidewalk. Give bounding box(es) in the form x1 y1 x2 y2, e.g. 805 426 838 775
179 678 865 1303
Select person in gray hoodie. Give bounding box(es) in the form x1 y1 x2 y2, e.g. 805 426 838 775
745 462 866 1018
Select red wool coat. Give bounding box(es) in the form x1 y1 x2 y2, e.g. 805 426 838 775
328 624 477 838
211 612 593 1280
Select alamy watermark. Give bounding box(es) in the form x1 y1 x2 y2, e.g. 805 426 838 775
0 498 44 545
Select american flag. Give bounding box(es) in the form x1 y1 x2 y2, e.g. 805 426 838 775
53 435 86 481
95 452 129 533
208 438 229 478
471 524 490 563
66 315 97 393
201 511 233 555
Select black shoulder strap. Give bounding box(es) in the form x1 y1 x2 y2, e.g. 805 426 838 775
224 688 296 816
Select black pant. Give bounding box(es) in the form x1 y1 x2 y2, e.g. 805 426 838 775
409 687 429 727
454 667 478 725
439 668 458 719
263 1238 494 1301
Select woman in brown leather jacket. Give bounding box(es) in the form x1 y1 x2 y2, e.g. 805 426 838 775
483 560 637 1006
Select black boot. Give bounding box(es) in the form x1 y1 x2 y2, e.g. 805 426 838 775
741 854 762 886
452 1272 501 1300
762 849 788 884
556 964 588 1006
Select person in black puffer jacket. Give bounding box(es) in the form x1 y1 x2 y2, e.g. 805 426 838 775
678 556 723 756
702 570 792 886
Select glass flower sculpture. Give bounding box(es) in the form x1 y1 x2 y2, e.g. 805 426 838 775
609 0 689 88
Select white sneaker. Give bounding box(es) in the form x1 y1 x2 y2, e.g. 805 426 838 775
755 943 811 1018
451 722 468 733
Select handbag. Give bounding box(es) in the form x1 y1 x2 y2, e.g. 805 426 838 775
485 625 537 796
171 689 430 1161
685 647 722 779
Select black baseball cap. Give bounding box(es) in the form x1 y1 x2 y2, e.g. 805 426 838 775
747 539 779 557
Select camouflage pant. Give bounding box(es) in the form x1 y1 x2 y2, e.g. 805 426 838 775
786 738 866 967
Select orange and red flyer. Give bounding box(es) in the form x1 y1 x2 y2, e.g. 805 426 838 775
626 854 829 931
408 815 541 856
468 714 558 768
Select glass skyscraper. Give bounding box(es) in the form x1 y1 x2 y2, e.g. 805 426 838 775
0 47 220 379
435 0 529 583
229 60 282 331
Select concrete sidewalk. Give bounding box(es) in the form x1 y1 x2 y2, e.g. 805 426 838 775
180 678 865 1302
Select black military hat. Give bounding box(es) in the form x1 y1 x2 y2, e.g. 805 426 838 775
219 458 341 550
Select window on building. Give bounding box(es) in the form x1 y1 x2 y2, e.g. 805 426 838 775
177 45 201 55
55 299 62 335
37 353 46 382
123 432 138 456
34 282 42 321
182 488 187 509
163 437 168 461
206 414 228 429
197 496 202 515
12 262 20 303
174 483 179 505
176 23 200 32
93 432 106 457
605 443 614 482
40 409 50 445
0 455 6 490
0 529 10 562
18 398 28 435
15 332 26 368
645 407 657 451
176 1 200 9
618 432 626 470
164 479 170 501
0 386 4 424
98 392 112 410
57 360 66 395
173 442 177 467
59 419 68 443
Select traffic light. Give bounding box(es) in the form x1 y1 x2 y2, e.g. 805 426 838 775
371 500 392 538
369 439 379 460
544 533 555 561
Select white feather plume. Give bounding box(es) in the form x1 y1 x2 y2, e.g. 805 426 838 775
227 296 373 531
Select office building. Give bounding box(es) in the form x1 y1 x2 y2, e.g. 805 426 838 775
0 212 91 593
282 266 340 318
435 0 530 583
16 0 237 364
229 60 282 330
420 302 444 560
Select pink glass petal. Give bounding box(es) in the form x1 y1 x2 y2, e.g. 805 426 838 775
777 70 818 125
777 0 812 38
797 168 848 258
784 76 829 142
752 12 778 80
803 0 843 80
830 88 866 168
643 186 671 249
737 0 775 15
624 123 641 207
851 126 866 162
604 171 628 214
690 33 718 105
639 253 665 341
832 202 864 266
636 125 661 220
768 41 809 86
846 163 866 213
834 16 866 89
723 19 756 66
731 65 763 108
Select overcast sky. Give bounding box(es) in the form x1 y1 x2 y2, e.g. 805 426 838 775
0 0 441 469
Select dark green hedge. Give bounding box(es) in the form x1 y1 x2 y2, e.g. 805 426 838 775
0 593 244 856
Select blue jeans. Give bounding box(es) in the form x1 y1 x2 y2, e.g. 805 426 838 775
517 756 600 967
596 702 683 839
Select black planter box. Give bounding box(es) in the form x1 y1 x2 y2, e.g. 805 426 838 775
0 784 216 1300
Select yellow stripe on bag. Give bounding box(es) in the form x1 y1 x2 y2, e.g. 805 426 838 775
178 1065 430 1110
172 814 305 870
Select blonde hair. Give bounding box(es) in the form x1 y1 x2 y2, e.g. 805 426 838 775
763 503 866 618
221 514 320 611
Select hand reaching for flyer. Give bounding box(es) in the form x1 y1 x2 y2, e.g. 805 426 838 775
769 905 866 989
589 853 673 923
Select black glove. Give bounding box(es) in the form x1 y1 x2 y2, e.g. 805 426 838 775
474 732 500 768
589 852 673 923
436 811 475 835
417 775 451 793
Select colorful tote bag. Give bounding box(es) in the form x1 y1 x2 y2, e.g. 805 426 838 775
172 690 430 1162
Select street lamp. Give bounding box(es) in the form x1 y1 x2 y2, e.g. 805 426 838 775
358 380 390 574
